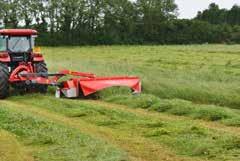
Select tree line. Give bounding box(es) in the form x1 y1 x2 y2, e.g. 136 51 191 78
0 0 240 45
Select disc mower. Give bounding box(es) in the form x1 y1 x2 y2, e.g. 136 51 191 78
0 29 141 99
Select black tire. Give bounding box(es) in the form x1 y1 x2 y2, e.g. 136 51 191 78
32 62 48 93
0 63 9 99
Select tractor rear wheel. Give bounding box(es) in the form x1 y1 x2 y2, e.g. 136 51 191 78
31 62 48 93
0 63 9 99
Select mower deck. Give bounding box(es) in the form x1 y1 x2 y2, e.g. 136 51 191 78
19 70 141 98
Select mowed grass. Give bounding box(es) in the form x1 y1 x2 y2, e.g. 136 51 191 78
105 94 240 127
1 45 240 161
0 130 32 161
5 95 240 161
0 102 127 161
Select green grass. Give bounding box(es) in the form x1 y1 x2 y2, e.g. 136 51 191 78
6 95 240 161
43 45 240 126
1 45 240 160
0 103 127 161
0 130 30 161
105 94 240 126
44 45 240 109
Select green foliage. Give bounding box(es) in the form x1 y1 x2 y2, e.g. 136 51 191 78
196 3 240 26
1 1 240 44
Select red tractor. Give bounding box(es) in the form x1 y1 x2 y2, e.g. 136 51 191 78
0 29 48 98
0 29 141 99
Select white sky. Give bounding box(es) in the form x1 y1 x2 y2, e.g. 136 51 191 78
131 0 240 19
176 0 240 19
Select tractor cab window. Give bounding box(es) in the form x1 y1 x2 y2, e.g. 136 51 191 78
0 36 6 51
8 36 31 53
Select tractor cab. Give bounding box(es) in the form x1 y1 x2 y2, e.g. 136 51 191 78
0 35 33 53
0 29 37 63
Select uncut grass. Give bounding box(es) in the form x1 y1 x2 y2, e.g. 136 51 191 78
10 95 240 161
43 45 240 109
0 104 127 161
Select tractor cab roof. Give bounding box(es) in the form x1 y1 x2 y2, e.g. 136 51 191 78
0 29 37 36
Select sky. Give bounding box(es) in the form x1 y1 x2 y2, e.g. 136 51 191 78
176 0 240 19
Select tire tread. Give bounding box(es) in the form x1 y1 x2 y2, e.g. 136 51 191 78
0 63 9 99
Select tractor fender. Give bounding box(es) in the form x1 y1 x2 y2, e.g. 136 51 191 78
0 52 10 62
32 53 44 62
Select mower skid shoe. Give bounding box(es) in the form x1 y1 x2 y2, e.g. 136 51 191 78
78 77 141 96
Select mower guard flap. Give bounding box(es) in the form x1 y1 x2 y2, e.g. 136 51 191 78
79 76 141 96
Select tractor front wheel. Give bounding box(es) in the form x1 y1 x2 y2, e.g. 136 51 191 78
0 63 9 99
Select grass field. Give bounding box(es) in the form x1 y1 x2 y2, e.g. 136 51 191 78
1 45 240 161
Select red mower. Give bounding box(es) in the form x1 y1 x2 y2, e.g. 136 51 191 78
0 29 141 99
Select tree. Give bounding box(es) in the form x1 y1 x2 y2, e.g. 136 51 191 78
0 0 239 45
135 0 178 42
101 0 136 44
0 0 21 28
196 3 228 25
227 5 240 25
